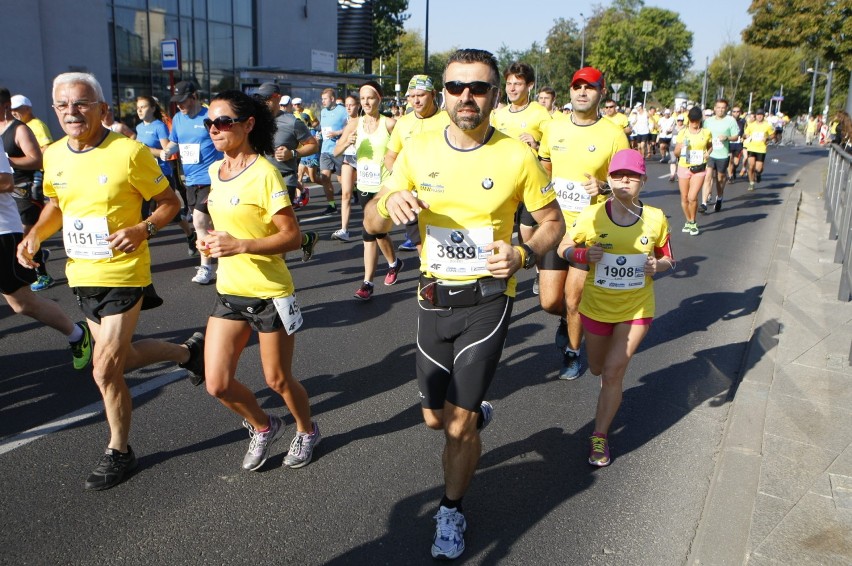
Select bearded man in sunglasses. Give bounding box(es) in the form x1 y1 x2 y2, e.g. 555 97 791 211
365 48 563 560
160 80 222 285
17 72 206 491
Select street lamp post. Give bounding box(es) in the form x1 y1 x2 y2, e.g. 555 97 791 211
808 58 819 117
579 12 586 68
807 61 835 118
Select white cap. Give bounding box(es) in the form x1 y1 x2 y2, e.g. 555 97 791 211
292 97 303 105
562 103 572 110
279 95 292 106
663 108 671 114
703 108 713 116
10 95 31 109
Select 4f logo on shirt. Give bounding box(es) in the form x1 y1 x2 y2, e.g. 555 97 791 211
428 171 440 179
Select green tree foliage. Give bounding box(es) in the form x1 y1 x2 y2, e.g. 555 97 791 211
373 0 410 60
707 44 810 113
541 18 583 98
743 0 852 63
586 0 692 107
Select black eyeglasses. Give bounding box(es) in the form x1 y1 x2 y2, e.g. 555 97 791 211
203 116 249 131
604 105 616 109
444 81 496 96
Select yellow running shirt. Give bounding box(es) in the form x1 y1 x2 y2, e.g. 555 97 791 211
675 127 713 167
383 127 555 296
539 117 629 224
26 118 53 147
356 115 391 193
603 112 630 132
386 109 451 155
491 101 553 144
43 131 170 287
569 201 670 322
206 157 295 299
744 121 776 153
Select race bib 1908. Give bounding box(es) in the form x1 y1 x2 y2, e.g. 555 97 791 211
593 252 646 290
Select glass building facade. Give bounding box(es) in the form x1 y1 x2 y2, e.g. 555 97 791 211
107 0 255 122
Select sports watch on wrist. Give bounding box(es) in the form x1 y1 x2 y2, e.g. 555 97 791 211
520 244 536 269
144 220 158 239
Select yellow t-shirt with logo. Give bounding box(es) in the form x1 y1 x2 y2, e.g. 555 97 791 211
26 118 53 148
386 109 451 155
649 113 660 135
383 128 555 296
539 117 629 224
491 101 553 144
675 128 713 167
206 157 294 299
744 121 776 153
43 131 170 287
569 201 670 322
603 112 630 131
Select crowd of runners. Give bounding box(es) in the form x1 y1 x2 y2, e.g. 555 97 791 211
3 46 821 560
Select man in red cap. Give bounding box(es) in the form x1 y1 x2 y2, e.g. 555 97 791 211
537 66 629 380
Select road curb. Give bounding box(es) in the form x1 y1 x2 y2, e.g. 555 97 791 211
687 163 807 565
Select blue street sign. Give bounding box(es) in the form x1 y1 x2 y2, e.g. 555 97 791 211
161 40 179 71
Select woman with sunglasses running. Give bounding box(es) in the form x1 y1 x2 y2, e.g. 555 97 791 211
334 81 401 300
557 149 673 467
199 90 320 472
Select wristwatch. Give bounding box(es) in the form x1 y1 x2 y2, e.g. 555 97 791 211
144 220 158 239
520 244 536 269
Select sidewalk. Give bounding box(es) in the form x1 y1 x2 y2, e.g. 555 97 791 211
689 155 852 565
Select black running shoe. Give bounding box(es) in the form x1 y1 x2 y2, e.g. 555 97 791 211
301 231 319 262
714 200 722 212
179 332 205 386
699 203 707 214
321 205 338 216
85 446 138 491
187 232 198 257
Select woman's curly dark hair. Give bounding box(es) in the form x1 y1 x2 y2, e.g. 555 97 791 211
211 89 276 155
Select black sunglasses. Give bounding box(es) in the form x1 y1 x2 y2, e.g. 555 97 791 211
444 81 496 96
203 116 249 131
604 105 616 109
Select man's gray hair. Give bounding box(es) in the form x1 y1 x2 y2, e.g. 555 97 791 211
53 72 106 102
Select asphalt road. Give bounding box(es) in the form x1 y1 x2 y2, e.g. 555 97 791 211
0 144 826 565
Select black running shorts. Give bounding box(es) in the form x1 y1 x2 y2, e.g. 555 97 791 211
0 233 37 294
73 285 163 322
416 293 513 411
210 293 284 333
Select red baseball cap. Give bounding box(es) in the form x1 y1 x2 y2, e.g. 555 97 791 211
571 67 605 89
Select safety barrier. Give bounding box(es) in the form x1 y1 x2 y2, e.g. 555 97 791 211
825 144 852 301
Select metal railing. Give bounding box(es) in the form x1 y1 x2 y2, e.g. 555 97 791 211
825 144 852 300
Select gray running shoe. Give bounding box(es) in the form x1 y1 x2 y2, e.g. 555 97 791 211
479 401 493 431
283 422 321 468
431 506 467 560
241 415 285 471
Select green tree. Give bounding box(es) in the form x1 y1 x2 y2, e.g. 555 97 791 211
373 0 410 60
743 0 852 63
586 0 692 107
742 1 850 115
706 44 810 113
541 18 583 98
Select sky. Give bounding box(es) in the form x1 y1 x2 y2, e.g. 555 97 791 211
403 0 751 71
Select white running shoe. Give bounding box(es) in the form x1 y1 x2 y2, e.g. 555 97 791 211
331 229 352 242
191 265 216 285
